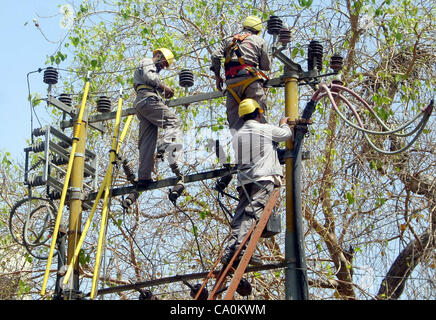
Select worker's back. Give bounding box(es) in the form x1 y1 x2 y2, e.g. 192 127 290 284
232 119 291 185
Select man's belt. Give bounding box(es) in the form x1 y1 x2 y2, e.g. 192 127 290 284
135 84 155 93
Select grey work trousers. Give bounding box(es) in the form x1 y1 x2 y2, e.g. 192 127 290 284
223 180 275 259
225 77 267 131
134 91 181 180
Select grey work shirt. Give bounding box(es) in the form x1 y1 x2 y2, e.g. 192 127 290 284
211 29 271 76
133 57 162 94
233 120 292 186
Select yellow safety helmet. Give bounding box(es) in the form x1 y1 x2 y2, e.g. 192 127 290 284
242 16 263 32
238 98 264 117
153 48 175 67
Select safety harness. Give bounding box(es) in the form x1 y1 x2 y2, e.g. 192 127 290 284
224 33 269 103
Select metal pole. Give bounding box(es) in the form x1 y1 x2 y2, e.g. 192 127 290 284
291 118 310 301
65 108 89 298
284 75 302 300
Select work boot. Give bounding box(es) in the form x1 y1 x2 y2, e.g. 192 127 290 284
221 251 263 267
233 254 263 267
220 251 234 266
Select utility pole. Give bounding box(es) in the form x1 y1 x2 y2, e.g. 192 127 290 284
284 73 308 300
266 16 319 300
41 73 92 297
65 106 89 298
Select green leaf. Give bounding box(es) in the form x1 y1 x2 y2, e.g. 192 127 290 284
346 191 355 205
72 37 80 47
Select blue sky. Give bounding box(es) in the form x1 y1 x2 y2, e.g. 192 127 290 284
0 1 70 162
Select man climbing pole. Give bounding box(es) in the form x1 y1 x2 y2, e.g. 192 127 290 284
132 48 183 188
221 98 292 266
210 16 271 131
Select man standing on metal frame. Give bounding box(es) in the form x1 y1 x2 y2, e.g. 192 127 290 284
221 98 292 266
133 48 183 188
210 16 271 132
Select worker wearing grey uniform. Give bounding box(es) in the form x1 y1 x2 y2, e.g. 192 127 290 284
211 15 271 131
133 48 182 187
221 98 292 266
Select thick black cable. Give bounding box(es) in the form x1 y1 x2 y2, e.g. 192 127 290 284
9 196 58 260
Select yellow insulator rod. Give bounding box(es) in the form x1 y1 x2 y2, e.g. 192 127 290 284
41 78 90 296
90 174 112 299
62 113 133 288
117 115 133 153
90 95 124 299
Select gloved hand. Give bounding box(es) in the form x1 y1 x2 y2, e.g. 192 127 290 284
160 84 174 99
279 117 291 126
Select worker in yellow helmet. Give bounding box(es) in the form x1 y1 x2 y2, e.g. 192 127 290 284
221 98 292 266
132 48 183 189
211 16 271 131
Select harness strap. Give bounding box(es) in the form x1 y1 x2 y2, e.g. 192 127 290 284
225 66 269 103
224 33 250 66
225 75 263 103
222 33 270 103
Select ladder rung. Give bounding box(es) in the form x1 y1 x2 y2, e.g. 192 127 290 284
203 188 280 300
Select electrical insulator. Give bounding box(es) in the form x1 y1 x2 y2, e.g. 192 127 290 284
330 54 344 73
307 40 323 71
32 127 47 137
122 191 139 210
31 141 45 153
27 175 46 187
52 155 68 165
48 190 61 200
58 141 71 149
267 16 283 35
121 158 136 183
58 93 73 106
278 28 291 45
236 278 252 296
169 182 185 202
96 96 112 113
179 69 194 88
43 67 59 85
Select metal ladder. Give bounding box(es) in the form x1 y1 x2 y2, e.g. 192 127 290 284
194 188 280 300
